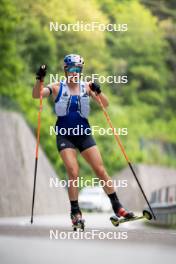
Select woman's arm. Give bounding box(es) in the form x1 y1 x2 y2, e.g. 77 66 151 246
32 65 59 99
32 81 60 99
32 80 51 98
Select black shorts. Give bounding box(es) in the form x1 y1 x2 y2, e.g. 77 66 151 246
56 134 96 153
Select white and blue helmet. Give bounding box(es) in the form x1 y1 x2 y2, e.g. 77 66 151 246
64 54 84 68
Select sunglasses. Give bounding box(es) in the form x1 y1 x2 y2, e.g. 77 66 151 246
66 67 82 73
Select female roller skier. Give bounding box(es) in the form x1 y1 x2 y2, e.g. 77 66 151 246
32 54 134 229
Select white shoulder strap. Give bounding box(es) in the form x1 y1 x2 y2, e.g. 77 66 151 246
62 80 70 96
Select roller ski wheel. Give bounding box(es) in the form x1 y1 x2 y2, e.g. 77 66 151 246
110 210 136 227
71 213 85 231
110 215 120 227
143 210 152 220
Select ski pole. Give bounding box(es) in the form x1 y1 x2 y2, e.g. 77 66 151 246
96 93 156 220
30 80 44 224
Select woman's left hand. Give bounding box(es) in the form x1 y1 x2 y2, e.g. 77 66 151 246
89 82 101 95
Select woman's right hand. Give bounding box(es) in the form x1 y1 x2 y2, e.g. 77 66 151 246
33 64 60 99
36 65 47 81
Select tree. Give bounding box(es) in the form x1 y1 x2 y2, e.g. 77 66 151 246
0 0 23 95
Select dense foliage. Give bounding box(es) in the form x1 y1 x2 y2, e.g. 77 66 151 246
0 0 176 181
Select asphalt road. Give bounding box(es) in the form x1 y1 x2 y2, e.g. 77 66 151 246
0 213 176 264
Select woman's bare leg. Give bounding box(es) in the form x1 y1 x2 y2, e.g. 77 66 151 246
81 145 134 218
60 148 79 201
81 145 115 194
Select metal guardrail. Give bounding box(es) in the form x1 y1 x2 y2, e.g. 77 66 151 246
149 185 176 226
150 204 176 226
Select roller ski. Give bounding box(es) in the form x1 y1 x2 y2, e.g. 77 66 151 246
71 212 85 231
110 209 152 227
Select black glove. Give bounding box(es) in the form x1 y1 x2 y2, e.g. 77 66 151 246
36 65 47 80
90 82 101 94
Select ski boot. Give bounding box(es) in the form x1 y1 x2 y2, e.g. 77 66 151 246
71 212 85 231
117 207 135 219
110 207 136 227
